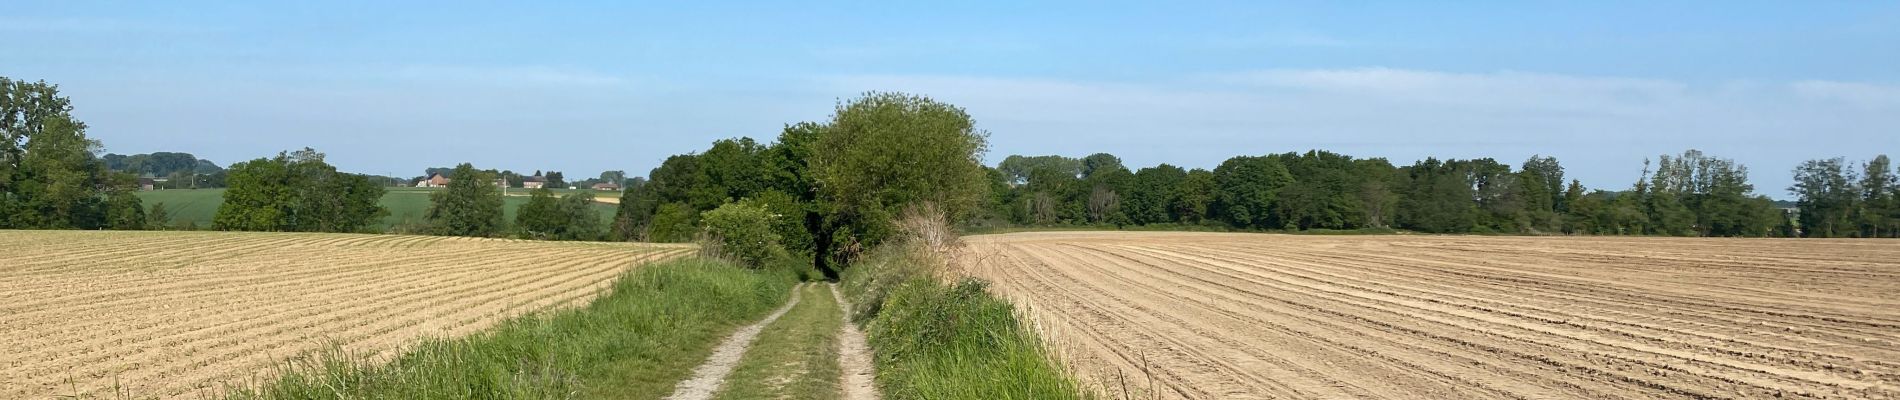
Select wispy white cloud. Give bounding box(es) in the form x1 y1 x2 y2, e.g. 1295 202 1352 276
1791 80 1900 109
1210 68 1694 117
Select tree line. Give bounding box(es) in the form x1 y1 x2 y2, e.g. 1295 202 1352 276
103 151 227 189
980 149 1897 238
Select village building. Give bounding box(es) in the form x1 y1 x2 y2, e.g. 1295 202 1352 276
416 173 452 188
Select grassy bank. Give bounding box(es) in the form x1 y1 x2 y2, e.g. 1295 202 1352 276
840 243 1090 400
223 257 794 400
711 284 845 400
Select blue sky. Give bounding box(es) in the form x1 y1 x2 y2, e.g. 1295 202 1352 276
4 1 1897 196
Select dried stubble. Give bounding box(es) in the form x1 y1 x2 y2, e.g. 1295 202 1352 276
0 230 689 399
961 231 1900 400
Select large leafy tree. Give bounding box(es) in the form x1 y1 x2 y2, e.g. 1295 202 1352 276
2 78 78 190
1463 158 1525 233
427 163 505 237
214 155 293 230
213 148 386 232
1021 158 1084 224
1643 165 1696 236
1790 158 1858 237
298 152 387 233
1353 158 1400 228
646 202 698 243
1517 156 1565 232
1396 158 1477 233
1520 155 1566 212
808 92 991 276
515 188 564 238
1859 155 1898 237
104 188 146 230
2 78 140 229
1212 155 1294 229
1270 151 1371 230
700 137 772 202
1080 153 1125 179
612 153 712 241
1560 180 1597 234
599 170 627 185
1082 156 1133 225
611 175 655 241
1125 164 1187 224
9 115 114 228
1172 169 1217 224
997 155 1081 185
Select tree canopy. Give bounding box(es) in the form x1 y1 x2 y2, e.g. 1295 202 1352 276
427 163 505 237
1 78 140 230
212 148 387 233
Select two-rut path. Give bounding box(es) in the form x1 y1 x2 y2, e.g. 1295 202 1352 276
664 283 881 400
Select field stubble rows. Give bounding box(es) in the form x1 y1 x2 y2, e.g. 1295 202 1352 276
0 230 688 398
961 232 1900 399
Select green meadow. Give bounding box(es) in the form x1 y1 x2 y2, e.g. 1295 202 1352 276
138 188 617 231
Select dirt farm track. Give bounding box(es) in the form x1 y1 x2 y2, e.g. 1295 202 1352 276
962 232 1900 399
0 231 688 398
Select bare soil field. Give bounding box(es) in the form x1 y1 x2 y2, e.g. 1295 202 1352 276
0 230 689 398
960 232 1900 399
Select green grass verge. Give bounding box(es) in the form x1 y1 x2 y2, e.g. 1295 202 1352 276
222 257 795 400
711 284 844 400
136 189 616 231
841 244 1091 400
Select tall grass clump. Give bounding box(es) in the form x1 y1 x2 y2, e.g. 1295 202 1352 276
840 206 1091 400
223 257 794 400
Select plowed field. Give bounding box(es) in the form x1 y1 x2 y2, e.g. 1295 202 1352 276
961 232 1900 399
0 231 689 398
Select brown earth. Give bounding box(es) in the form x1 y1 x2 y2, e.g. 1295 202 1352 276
958 232 1900 400
0 230 689 399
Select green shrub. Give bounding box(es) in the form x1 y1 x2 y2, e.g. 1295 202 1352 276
737 190 816 258
514 189 606 241
646 202 698 243
145 201 173 230
700 202 789 268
